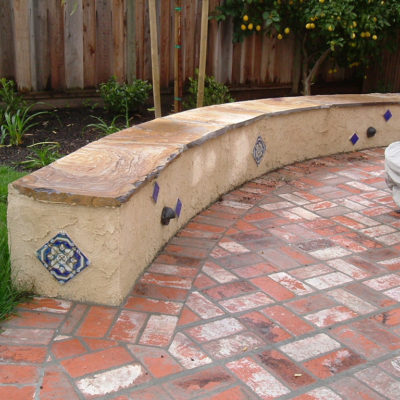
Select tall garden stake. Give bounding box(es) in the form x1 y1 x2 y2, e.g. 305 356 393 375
197 0 209 108
148 0 161 118
174 0 183 113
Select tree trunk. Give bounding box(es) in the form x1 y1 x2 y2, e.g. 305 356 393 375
302 48 331 96
291 37 302 95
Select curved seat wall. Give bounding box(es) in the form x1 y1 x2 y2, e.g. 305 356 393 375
8 94 400 305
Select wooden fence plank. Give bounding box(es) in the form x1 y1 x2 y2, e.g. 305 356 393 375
3 1 399 93
126 0 136 83
64 0 84 88
96 0 112 84
0 0 15 80
48 0 65 90
83 0 96 88
112 0 126 81
13 0 33 91
160 0 172 88
32 0 50 90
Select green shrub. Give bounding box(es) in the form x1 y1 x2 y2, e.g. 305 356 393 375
184 71 234 109
99 76 152 116
0 78 26 115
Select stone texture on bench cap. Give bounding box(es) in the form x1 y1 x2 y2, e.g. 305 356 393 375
11 94 399 208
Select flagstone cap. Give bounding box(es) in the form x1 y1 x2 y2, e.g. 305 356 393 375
12 94 400 207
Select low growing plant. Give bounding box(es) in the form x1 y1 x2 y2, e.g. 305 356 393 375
0 105 47 146
184 71 234 110
99 76 152 116
0 78 27 116
19 142 63 170
0 165 30 320
85 112 131 136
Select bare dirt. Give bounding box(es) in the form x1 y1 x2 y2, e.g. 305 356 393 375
0 107 154 170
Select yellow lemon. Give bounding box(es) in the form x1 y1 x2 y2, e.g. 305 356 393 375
372 34 377 40
310 23 316 29
306 23 311 29
352 21 357 28
277 33 283 40
243 15 249 22
351 32 356 39
248 23 253 30
328 25 334 32
284 27 290 34
241 24 247 31
319 0 325 3
365 31 371 37
373 17 377 22
256 25 261 31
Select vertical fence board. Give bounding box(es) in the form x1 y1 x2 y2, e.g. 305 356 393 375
160 0 172 88
83 0 96 88
126 0 136 83
3 2 399 93
112 0 126 81
48 1 65 90
0 0 15 79
64 0 84 88
32 0 50 90
96 0 112 84
13 0 33 90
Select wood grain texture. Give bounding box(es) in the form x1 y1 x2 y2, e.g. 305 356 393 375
0 0 15 79
126 0 136 83
83 0 96 88
95 0 112 83
3 1 400 92
64 0 84 88
48 0 66 90
13 0 33 90
112 0 126 81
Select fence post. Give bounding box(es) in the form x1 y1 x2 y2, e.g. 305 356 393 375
197 0 209 108
148 0 161 118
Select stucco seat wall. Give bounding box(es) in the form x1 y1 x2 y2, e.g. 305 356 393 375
7 94 400 305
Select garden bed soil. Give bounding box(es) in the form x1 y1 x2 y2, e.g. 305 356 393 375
0 107 154 170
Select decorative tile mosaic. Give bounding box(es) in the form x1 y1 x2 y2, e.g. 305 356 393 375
350 133 359 145
152 182 160 203
36 233 90 284
175 198 182 217
253 136 266 166
384 109 392 121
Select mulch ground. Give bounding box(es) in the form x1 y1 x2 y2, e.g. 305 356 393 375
0 107 154 170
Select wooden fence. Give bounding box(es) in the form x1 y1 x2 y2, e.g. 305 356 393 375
0 0 399 93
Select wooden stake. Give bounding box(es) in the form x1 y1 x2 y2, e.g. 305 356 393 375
174 0 183 113
148 0 161 118
197 0 209 108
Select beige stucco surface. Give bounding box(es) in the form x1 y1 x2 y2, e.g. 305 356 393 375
8 94 400 305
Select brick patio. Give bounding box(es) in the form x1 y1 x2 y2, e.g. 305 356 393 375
1 147 400 399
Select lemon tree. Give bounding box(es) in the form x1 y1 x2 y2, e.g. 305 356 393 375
214 0 400 95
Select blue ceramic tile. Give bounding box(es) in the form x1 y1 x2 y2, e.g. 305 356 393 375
175 198 182 217
350 133 359 145
36 232 90 284
253 136 266 165
384 109 392 121
152 182 160 203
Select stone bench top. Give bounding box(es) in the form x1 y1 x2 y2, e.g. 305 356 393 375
12 94 400 207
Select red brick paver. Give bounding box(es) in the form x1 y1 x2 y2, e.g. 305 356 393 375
1 148 400 399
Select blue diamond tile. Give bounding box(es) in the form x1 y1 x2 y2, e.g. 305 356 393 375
175 198 182 217
253 136 266 165
350 133 359 145
384 109 392 121
36 233 90 284
152 182 160 203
